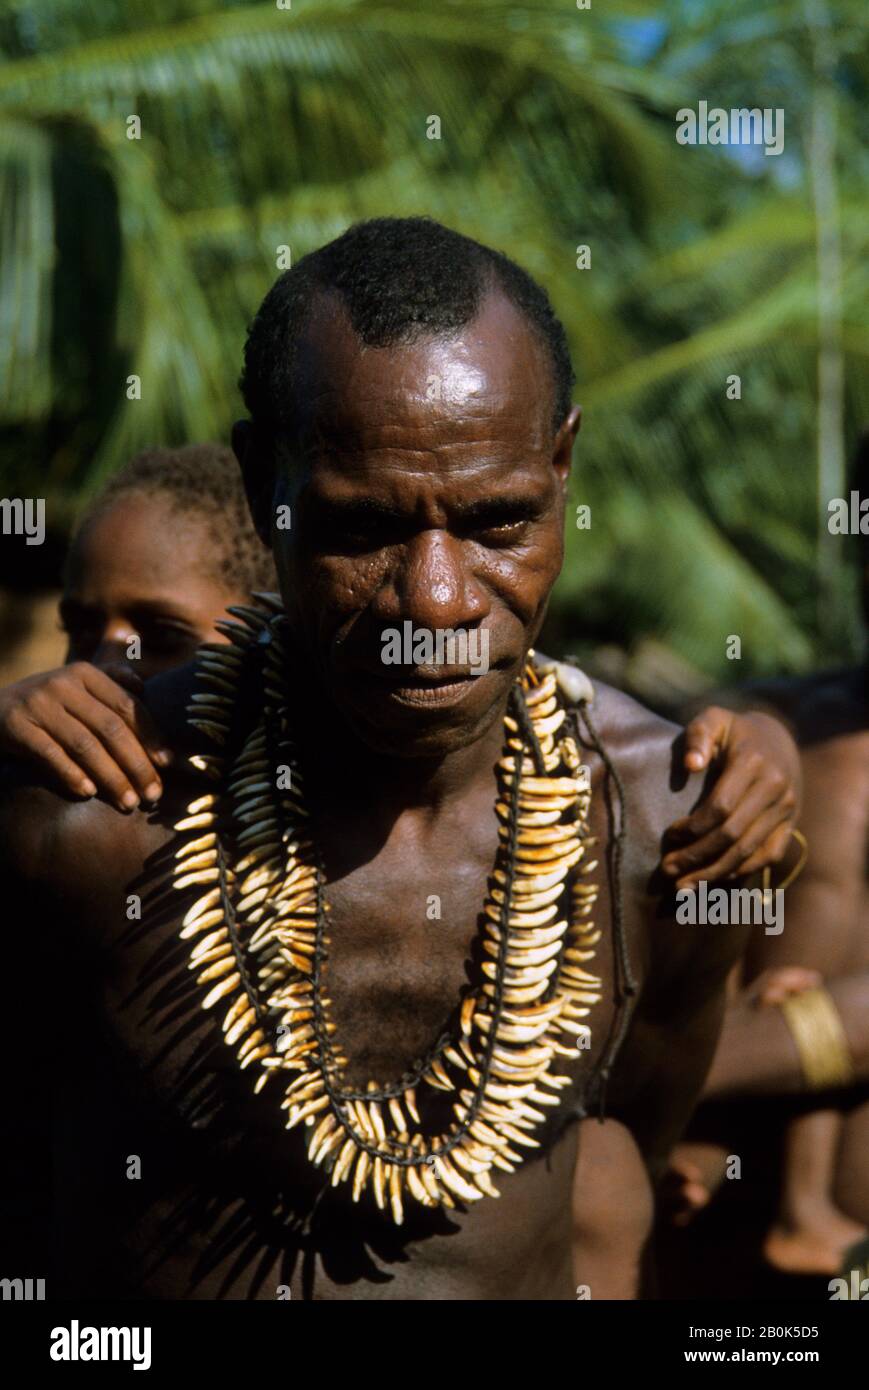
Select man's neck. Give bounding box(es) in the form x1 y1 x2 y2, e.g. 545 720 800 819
291 680 510 829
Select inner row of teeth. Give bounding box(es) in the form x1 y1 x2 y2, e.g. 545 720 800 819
176 608 601 1212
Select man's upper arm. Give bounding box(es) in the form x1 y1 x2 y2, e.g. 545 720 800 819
587 689 751 1179
745 737 867 978
610 921 749 1181
0 768 70 889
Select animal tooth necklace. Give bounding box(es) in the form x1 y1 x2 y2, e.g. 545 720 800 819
171 596 602 1224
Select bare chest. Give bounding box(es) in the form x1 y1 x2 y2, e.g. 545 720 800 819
90 785 620 1152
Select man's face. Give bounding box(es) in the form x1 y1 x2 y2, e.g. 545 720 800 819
262 290 576 756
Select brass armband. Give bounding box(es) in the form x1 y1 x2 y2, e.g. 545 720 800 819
779 985 855 1091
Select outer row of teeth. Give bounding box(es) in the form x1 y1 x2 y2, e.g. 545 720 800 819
179 619 598 1213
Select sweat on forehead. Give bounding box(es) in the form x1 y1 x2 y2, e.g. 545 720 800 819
239 216 575 449
291 289 557 455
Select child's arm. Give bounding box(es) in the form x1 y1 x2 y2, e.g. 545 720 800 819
662 706 801 887
704 970 869 1098
0 662 171 811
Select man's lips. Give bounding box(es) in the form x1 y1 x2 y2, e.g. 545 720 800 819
351 661 488 683
348 664 488 707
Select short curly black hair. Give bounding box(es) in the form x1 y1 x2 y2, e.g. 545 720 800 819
75 444 278 595
240 217 575 446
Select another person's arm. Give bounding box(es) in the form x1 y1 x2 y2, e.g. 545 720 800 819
705 970 869 1099
0 663 170 811
662 706 801 887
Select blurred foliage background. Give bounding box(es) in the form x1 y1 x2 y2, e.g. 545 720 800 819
1 0 867 696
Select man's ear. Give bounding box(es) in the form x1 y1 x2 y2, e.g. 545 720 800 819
552 404 582 487
232 419 273 547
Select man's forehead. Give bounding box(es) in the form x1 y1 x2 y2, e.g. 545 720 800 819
292 288 555 450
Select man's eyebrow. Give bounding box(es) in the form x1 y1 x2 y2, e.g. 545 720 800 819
307 495 544 523
307 497 404 521
451 495 544 524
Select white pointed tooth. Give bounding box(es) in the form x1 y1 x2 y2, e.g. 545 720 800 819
179 907 224 938
174 867 220 890
201 973 242 1008
237 1028 267 1061
468 1071 537 1103
522 673 557 706
225 1007 257 1046
516 822 579 845
492 881 566 910
509 867 569 894
512 920 567 946
470 1167 501 1198
516 795 575 815
515 810 562 826
174 812 214 833
450 1145 491 1175
331 1138 357 1187
308 1113 338 1163
514 848 583 878
514 839 580 864
529 710 565 736
405 1161 436 1207
501 1000 564 1023
504 940 564 967
555 1019 592 1041
190 928 229 960
492 1043 553 1068
512 776 579 797
485 1018 551 1044
485 903 559 929
175 833 218 859
497 1122 540 1149
482 958 558 987
436 1156 484 1204
489 980 549 1004
195 956 236 984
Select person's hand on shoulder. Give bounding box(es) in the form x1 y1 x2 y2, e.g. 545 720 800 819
0 662 171 812
661 707 801 887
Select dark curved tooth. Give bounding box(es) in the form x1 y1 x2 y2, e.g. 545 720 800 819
213 615 253 637
250 591 285 613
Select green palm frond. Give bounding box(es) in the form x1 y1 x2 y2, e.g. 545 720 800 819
0 0 866 675
0 118 55 421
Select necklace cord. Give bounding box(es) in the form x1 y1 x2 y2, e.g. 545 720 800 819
203 626 599 1176
571 699 637 1122
306 683 538 1167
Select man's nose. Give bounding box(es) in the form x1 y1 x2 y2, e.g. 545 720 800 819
390 530 489 631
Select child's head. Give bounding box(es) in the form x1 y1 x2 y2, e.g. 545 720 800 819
61 443 277 679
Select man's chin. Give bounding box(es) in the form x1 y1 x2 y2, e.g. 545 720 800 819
333 668 512 758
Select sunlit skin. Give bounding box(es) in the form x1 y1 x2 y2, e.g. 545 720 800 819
250 291 574 761
661 559 869 1286
1 288 796 1300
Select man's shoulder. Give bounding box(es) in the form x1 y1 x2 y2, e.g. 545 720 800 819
0 766 138 904
582 676 683 764
538 659 705 898
555 666 701 829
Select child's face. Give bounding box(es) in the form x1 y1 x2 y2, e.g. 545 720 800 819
60 492 244 680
